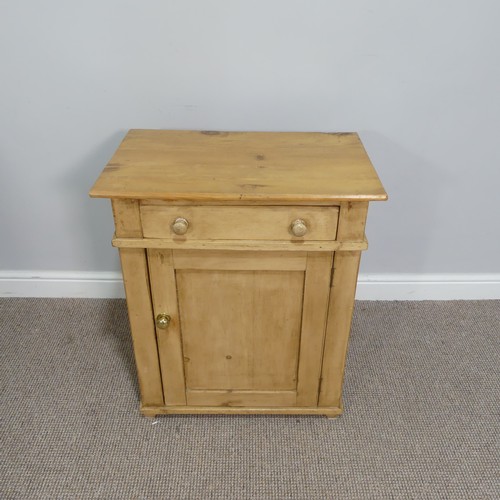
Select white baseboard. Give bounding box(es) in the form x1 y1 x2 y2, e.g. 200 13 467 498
356 273 500 300
0 271 126 299
0 271 499 300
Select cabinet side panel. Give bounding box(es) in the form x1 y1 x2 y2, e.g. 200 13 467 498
112 199 163 407
319 201 367 408
119 248 164 407
319 251 361 407
336 201 368 240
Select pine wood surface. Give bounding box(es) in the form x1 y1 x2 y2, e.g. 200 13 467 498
140 405 343 418
112 200 163 407
111 236 368 252
172 250 307 271
295 252 333 406
319 202 368 407
185 390 297 407
147 249 186 406
176 267 304 392
89 130 387 202
140 204 339 241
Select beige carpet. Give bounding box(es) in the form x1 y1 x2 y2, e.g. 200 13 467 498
0 298 498 499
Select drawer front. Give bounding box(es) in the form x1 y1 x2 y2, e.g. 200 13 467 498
140 205 339 241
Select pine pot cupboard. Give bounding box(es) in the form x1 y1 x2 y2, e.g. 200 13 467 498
89 130 387 418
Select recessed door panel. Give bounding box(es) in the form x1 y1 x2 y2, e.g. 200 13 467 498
177 269 304 391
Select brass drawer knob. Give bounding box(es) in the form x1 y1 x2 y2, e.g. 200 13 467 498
172 217 189 235
155 313 171 329
290 219 308 237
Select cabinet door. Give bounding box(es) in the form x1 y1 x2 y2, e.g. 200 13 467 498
147 249 332 408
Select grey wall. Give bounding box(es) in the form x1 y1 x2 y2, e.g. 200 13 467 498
1 0 499 274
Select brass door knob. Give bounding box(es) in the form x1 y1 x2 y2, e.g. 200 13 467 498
290 219 308 237
155 313 171 329
172 217 189 235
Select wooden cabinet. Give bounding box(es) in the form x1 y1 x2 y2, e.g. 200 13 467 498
90 130 387 417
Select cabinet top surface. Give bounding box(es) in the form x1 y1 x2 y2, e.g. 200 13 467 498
89 129 387 202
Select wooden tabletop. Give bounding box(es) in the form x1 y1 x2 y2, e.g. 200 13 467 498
89 130 387 203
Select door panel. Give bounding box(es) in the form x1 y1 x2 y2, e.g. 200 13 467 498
177 269 305 391
149 249 333 408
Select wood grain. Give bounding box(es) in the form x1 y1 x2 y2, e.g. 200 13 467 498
112 199 143 238
89 130 387 202
337 201 369 240
147 249 187 406
172 250 307 271
318 251 361 408
118 248 164 407
318 201 368 408
112 236 368 252
176 267 305 392
140 404 342 418
112 199 162 407
140 204 339 241
296 252 333 406
186 389 296 407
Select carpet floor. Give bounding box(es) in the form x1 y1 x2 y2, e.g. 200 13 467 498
0 298 498 499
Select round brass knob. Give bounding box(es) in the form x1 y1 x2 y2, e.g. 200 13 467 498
155 313 171 329
171 217 189 235
290 219 308 237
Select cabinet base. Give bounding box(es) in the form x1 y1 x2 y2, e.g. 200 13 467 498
140 404 343 418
